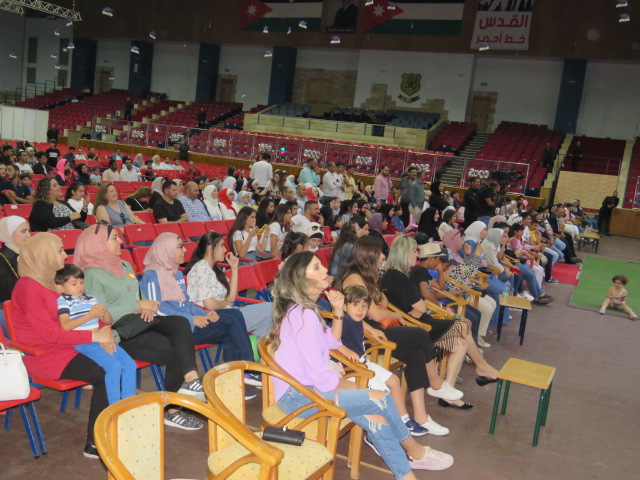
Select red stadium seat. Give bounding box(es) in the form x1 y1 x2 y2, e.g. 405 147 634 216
154 223 185 239
3 204 32 220
123 224 156 247
179 222 206 241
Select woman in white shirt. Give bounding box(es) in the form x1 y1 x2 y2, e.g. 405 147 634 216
438 207 457 240
217 188 238 220
202 185 223 221
64 181 94 215
228 206 269 261
185 232 272 339
268 203 292 258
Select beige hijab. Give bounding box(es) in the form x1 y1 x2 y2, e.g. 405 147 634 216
18 233 64 291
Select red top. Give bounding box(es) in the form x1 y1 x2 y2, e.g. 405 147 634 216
11 277 92 380
182 167 202 182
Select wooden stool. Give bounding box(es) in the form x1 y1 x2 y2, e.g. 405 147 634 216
497 294 532 345
489 358 556 446
578 231 600 253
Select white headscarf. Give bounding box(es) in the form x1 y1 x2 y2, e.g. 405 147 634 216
0 216 29 254
463 221 487 245
235 190 252 208
203 185 222 221
151 177 164 195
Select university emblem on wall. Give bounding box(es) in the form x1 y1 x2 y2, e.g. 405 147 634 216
399 73 422 103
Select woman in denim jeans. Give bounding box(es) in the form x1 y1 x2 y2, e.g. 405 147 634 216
269 252 454 478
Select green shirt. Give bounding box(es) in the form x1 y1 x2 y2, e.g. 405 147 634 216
83 262 140 325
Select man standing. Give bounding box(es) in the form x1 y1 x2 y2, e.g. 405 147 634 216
250 152 273 186
542 142 555 172
197 107 207 129
46 123 59 142
463 177 481 228
178 138 190 162
408 170 425 224
570 140 583 172
124 98 134 121
179 181 211 222
598 191 619 236
323 161 343 198
153 180 188 223
120 157 140 182
299 157 320 186
343 164 356 200
476 180 500 225
373 165 392 206
102 159 122 182
398 167 417 226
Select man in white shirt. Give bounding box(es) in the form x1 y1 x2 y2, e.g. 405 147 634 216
250 152 273 186
292 200 323 232
322 161 344 198
75 146 87 161
16 150 33 174
120 157 140 182
102 159 122 182
294 183 307 210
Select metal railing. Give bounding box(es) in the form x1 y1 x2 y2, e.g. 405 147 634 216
256 113 399 138
556 152 622 177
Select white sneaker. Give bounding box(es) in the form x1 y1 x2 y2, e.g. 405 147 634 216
409 446 454 471
427 380 463 401
420 415 449 436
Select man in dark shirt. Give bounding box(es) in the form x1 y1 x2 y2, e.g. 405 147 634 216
33 152 54 175
45 140 61 169
1 144 14 166
463 177 481 228
541 142 555 172
598 191 619 235
46 124 58 142
124 98 134 121
548 204 581 263
64 147 77 170
178 138 189 161
0 164 32 205
196 108 207 129
476 180 500 225
570 141 583 172
153 180 188 223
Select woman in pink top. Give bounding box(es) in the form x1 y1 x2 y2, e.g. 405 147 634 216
270 252 453 478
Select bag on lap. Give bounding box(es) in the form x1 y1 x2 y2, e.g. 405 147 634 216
113 314 160 341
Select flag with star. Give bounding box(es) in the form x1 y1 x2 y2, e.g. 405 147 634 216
240 0 323 32
363 0 465 35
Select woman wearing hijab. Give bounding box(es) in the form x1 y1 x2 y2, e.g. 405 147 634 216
367 212 390 258
0 216 30 335
234 190 253 210
54 160 75 187
218 188 238 220
11 233 114 457
418 207 442 241
285 174 297 193
77 225 208 431
202 184 223 221
428 181 449 213
305 186 319 202
139 233 260 388
148 176 165 209
487 215 507 229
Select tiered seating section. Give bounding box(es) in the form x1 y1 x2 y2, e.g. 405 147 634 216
264 103 309 118
50 90 134 134
561 136 625 176
225 105 268 130
623 138 640 209
387 110 440 130
14 88 82 109
430 121 477 153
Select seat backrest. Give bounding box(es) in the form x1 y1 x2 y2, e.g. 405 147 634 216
253 259 280 287
153 223 184 239
49 229 83 250
3 204 32 220
123 224 156 246
179 222 205 241
225 265 266 294
134 212 155 224
204 220 229 235
132 247 151 275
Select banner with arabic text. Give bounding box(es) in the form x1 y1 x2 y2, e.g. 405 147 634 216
470 0 534 51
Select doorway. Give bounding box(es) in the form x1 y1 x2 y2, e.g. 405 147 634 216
218 78 236 102
469 92 497 133
96 68 114 94
305 79 335 117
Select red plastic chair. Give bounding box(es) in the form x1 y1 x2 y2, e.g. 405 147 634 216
316 247 333 269
204 220 230 235
184 242 197 264
49 229 83 251
134 211 155 224
253 259 281 299
132 247 151 276
224 265 269 302
180 222 206 241
3 204 32 220
123 224 156 247
154 223 184 239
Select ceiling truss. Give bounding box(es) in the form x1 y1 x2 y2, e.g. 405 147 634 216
0 0 81 20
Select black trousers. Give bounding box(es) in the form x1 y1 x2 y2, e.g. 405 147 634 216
400 201 411 227
561 233 577 261
598 212 611 235
60 354 109 444
543 251 553 281
118 314 197 393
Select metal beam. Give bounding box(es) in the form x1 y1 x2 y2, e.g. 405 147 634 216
0 0 25 14
2 0 81 20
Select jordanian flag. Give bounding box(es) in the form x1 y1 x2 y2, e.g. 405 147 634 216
240 0 323 32
364 0 465 35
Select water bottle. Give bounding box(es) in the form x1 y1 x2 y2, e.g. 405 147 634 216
503 282 512 299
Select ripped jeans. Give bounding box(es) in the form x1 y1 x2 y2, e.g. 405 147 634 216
277 385 411 479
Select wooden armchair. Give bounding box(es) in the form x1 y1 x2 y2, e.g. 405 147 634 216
444 274 482 309
257 338 367 479
204 360 344 480
94 392 283 480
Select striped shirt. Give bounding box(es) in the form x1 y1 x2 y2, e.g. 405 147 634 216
56 293 99 331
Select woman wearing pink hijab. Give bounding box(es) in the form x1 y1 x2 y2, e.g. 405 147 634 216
139 233 261 391
54 157 75 186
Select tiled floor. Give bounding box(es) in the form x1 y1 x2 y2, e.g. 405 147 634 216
2 234 639 479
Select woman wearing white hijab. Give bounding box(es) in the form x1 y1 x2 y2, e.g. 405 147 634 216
202 185 223 221
0 216 31 335
148 176 166 208
285 175 297 192
234 190 252 210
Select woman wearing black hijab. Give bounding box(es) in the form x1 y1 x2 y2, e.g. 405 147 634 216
429 181 450 213
418 207 442 241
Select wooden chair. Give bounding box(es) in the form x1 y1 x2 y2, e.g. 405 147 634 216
204 361 344 480
444 274 482 309
94 392 283 480
258 335 372 480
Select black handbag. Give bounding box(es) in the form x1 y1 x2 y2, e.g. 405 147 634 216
113 313 159 341
262 426 305 446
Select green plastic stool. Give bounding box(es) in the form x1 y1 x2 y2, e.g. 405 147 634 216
489 357 556 447
249 334 260 362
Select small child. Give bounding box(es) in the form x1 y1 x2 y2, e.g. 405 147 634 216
55 264 137 404
338 285 445 437
90 167 102 186
18 173 34 199
600 275 637 320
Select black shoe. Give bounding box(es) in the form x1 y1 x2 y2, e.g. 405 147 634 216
475 376 498 386
83 442 99 459
438 398 474 409
571 257 583 264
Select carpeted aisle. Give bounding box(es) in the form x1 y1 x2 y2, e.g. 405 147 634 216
551 263 579 285
569 256 640 315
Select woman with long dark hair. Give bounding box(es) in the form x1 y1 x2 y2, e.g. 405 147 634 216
185 232 272 340
29 177 87 231
228 206 269 261
125 186 152 212
270 251 454 477
268 203 292 259
255 197 275 228
329 215 369 277
65 181 93 215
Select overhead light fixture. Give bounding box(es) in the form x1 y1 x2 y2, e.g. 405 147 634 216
109 74 115 81
102 7 113 17
263 25 269 34
54 64 61 69
287 27 292 34
149 31 156 40
131 46 140 54
330 35 341 44
298 21 308 29
619 13 630 21
51 53 58 59
478 42 490 51
66 18 73 27
388 2 396 10
616 1 628 7
264 50 273 57
66 42 75 50
9 52 17 59
54 29 60 36
365 0 374 5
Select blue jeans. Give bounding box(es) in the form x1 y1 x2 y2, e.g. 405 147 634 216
544 247 559 265
192 308 253 362
487 275 509 326
517 264 542 299
478 215 492 226
238 302 272 339
75 342 136 405
277 386 411 480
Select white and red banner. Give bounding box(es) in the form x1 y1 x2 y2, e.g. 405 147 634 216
471 0 534 51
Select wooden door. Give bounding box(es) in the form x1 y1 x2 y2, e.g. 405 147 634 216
470 94 494 133
305 79 335 117
97 69 113 93
218 78 235 102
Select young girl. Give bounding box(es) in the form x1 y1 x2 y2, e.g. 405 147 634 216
228 206 269 261
270 252 454 478
600 275 637 319
268 204 292 259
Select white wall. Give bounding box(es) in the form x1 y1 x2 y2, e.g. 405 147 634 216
219 45 273 109
96 39 131 90
577 61 640 139
150 42 199 102
297 48 360 70
0 11 25 91
354 50 475 120
23 18 72 88
472 56 563 128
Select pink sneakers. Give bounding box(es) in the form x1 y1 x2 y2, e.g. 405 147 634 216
409 446 454 471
